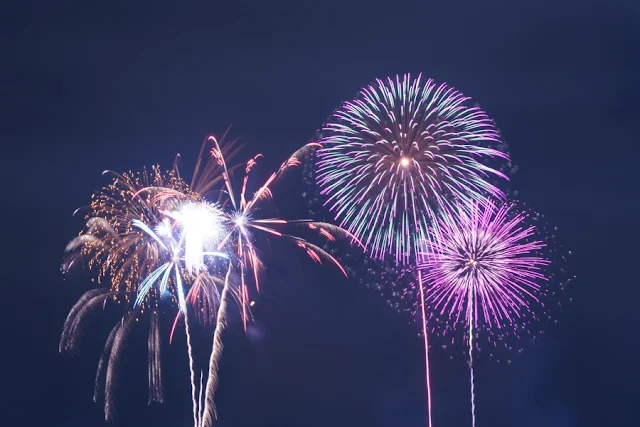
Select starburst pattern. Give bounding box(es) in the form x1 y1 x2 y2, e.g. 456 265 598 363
316 73 509 263
419 201 550 335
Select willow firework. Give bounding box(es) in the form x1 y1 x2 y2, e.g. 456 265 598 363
60 140 242 423
316 73 509 264
60 166 205 420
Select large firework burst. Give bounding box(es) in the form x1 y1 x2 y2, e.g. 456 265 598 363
316 73 509 264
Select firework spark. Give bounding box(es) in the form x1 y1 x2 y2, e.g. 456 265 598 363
419 201 550 427
316 73 509 264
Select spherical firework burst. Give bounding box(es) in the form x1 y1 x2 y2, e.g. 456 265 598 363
417 200 552 427
419 201 550 343
316 73 510 264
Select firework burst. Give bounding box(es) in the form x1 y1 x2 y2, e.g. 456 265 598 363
419 201 550 340
60 160 237 423
418 200 550 427
316 73 509 264
63 167 197 303
60 167 197 419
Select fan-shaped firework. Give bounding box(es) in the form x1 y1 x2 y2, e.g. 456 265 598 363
418 200 550 427
197 136 352 427
316 73 509 264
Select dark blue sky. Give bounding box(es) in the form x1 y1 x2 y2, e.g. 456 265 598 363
2 1 639 426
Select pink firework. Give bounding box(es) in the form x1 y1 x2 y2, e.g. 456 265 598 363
419 201 549 427
420 201 549 334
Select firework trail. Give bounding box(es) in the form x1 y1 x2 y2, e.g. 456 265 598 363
315 73 509 426
468 291 476 427
419 201 549 427
104 314 135 421
148 310 163 404
184 308 200 427
93 320 120 403
201 265 233 427
417 271 433 427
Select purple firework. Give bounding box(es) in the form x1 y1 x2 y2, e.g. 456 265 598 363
419 200 550 427
420 201 549 334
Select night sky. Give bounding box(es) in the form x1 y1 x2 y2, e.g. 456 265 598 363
2 1 639 426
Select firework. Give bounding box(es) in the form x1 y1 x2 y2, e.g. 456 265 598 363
60 132 353 426
419 201 550 339
418 201 550 427
60 164 233 422
130 196 232 427
316 73 509 264
198 136 352 427
60 167 195 418
63 167 196 303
